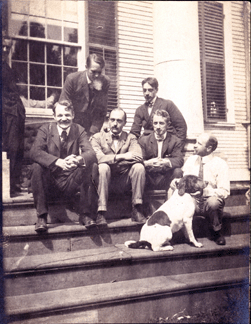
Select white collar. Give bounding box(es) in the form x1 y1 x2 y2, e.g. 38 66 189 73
57 126 71 136
197 153 214 164
86 71 92 85
154 132 167 141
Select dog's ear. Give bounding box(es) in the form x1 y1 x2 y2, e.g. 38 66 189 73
177 177 186 196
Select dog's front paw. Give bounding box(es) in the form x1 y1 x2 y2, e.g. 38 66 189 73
194 241 203 248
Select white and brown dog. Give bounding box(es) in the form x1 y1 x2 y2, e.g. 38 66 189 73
125 175 207 252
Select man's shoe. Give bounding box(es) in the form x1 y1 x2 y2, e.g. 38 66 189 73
96 212 107 227
35 214 48 233
131 204 147 224
79 214 96 229
214 231 226 245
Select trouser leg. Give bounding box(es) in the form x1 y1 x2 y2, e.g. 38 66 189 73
97 163 111 212
204 196 225 232
128 163 145 205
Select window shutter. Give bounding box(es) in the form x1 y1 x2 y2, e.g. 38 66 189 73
88 1 117 112
198 1 227 121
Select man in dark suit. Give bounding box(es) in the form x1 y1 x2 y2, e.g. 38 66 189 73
130 77 187 148
59 53 110 137
139 109 184 191
2 33 26 195
30 100 97 233
91 108 146 225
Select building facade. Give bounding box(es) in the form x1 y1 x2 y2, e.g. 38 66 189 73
2 0 250 183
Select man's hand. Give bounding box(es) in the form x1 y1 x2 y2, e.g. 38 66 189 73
145 158 171 169
116 152 143 163
55 154 83 171
170 178 181 191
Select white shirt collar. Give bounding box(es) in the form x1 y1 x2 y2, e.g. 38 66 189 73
57 125 71 136
86 72 92 85
197 152 214 164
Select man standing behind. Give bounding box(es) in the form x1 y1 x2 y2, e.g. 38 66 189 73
59 53 110 137
30 100 97 232
2 33 26 195
91 108 146 225
181 133 230 245
130 77 187 148
139 109 184 191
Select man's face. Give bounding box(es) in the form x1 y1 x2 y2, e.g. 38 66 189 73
2 38 12 62
194 134 211 156
54 104 74 130
142 82 158 103
109 110 126 135
153 115 168 137
86 59 103 82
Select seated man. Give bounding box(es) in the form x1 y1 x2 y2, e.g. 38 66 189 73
180 133 230 245
139 109 184 191
91 108 146 225
30 100 97 233
130 77 187 149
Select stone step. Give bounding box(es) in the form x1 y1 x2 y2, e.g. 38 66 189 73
3 234 249 298
5 267 249 324
2 203 250 258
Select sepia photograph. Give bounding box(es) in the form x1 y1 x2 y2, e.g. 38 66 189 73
1 0 250 323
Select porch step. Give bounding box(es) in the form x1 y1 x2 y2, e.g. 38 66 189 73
5 267 249 323
3 234 249 297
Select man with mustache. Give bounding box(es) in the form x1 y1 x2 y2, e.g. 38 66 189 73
139 109 184 192
59 53 110 137
91 108 147 225
30 100 97 232
130 77 187 149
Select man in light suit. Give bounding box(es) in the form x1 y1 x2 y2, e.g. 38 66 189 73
130 77 187 148
59 53 110 137
91 108 146 225
30 100 97 233
139 109 184 191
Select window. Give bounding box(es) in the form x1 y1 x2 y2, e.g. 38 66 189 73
88 1 118 113
198 1 227 122
9 0 80 111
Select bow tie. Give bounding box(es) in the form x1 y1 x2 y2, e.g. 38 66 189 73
112 134 120 140
156 135 164 142
145 101 154 107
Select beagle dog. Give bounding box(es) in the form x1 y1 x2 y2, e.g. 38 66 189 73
125 175 206 252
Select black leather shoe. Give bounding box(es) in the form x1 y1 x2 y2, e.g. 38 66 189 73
79 214 96 229
35 214 48 233
96 212 107 226
131 204 147 224
214 231 226 245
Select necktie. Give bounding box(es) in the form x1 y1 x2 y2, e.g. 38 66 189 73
89 84 94 102
198 156 204 212
112 134 120 140
60 130 68 159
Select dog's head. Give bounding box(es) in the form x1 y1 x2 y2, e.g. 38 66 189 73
177 175 207 196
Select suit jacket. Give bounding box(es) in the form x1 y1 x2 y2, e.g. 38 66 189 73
91 130 142 165
130 97 187 146
30 122 97 169
59 71 110 135
139 132 184 169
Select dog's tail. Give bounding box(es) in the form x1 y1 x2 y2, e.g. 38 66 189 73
125 240 152 250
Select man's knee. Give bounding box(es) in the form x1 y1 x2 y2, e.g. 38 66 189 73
131 163 145 175
206 196 224 210
172 168 183 179
99 163 111 175
31 163 45 178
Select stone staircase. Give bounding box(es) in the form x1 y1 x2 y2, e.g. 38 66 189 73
2 185 250 323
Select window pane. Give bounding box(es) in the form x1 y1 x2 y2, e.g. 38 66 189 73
12 40 27 61
63 1 78 22
47 20 62 41
64 46 78 67
47 45 62 65
11 0 29 14
12 62 28 83
64 26 78 43
64 67 78 82
30 21 46 38
30 86 45 101
30 64 45 85
47 1 62 20
29 0 45 17
9 14 28 38
47 66 62 87
30 41 45 62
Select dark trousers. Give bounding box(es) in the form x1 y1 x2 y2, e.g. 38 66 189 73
146 167 183 190
31 163 96 217
195 196 225 232
2 113 25 190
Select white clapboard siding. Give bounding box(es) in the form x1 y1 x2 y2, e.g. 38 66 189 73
117 1 154 132
205 1 249 180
